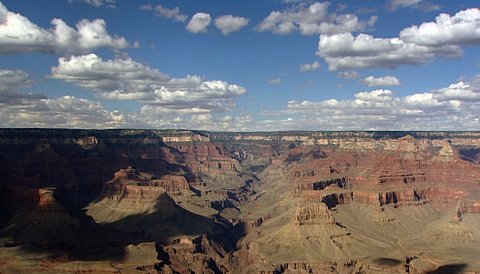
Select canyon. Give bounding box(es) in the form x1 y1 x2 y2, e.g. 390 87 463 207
0 129 479 273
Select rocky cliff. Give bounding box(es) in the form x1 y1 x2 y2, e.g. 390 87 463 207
1 129 480 273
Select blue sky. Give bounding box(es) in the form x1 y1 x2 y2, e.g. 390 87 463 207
0 0 479 130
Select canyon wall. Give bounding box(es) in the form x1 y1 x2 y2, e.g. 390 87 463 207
1 129 480 273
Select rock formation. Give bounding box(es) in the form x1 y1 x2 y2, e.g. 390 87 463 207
1 129 480 273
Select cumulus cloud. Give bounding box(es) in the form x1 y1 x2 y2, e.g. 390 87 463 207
317 8 480 70
363 76 401 86
186 12 211 33
266 79 480 130
50 54 246 114
399 9 480 47
256 2 377 35
214 15 249 35
300 61 321 72
0 2 133 54
140 4 187 22
69 0 116 9
317 32 460 70
0 69 251 130
0 69 126 128
0 94 128 128
137 107 254 131
434 81 480 102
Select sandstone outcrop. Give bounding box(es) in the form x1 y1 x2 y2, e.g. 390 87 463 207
295 203 335 226
157 235 238 273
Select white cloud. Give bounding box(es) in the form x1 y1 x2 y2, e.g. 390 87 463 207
0 2 6 24
0 95 128 128
140 4 187 22
0 68 254 130
268 78 282 85
0 69 31 92
300 61 321 72
0 69 45 105
388 0 422 10
0 85 253 130
317 8 480 70
50 54 246 114
256 2 377 35
338 71 359 79
388 0 440 11
434 81 480 102
136 107 255 131
191 113 212 122
355 89 394 102
0 69 126 128
69 0 116 9
363 76 401 86
399 9 480 47
3 69 479 130
317 32 460 70
186 12 211 33
214 15 249 35
264 79 480 130
0 2 133 54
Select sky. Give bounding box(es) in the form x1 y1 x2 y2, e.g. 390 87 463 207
0 0 479 131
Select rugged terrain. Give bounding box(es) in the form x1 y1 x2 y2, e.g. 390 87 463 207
0 129 479 273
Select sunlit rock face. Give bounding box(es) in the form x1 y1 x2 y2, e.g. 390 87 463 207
0 129 480 273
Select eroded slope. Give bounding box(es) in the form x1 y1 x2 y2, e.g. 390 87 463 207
0 129 479 273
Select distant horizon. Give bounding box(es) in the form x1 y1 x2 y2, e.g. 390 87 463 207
1 128 480 134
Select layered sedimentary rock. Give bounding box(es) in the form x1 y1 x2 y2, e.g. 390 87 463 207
295 177 349 191
2 187 80 246
300 187 470 209
234 131 480 273
1 129 480 273
157 235 239 273
99 167 190 200
0 129 193 209
159 130 239 175
295 203 335 226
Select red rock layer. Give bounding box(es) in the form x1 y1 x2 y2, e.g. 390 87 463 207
165 140 239 174
99 168 190 200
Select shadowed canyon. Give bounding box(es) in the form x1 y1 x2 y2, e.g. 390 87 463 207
1 129 480 273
